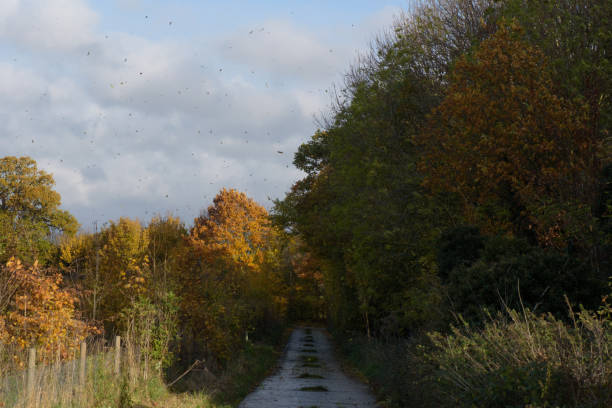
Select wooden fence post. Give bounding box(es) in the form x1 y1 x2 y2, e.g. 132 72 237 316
114 336 121 375
27 347 36 407
79 341 87 387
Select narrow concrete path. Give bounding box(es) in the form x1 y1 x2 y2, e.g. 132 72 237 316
239 327 377 408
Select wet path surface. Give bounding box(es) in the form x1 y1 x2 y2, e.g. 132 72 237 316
239 327 377 408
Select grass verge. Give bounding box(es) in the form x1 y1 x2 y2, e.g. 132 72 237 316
335 304 612 407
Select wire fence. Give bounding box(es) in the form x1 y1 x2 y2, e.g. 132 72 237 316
0 336 125 408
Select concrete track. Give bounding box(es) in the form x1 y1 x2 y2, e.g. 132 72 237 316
239 327 377 408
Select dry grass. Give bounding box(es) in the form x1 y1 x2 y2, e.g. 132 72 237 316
426 302 612 407
0 339 245 408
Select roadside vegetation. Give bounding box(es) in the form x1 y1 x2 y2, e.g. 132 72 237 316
1 1 611 407
273 0 612 406
0 160 291 407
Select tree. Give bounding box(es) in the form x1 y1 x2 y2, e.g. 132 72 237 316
60 218 150 331
419 22 599 247
146 214 187 294
191 188 275 274
0 156 78 264
183 189 285 361
1 258 93 364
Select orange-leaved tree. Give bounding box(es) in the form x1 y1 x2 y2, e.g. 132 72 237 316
184 188 285 361
419 21 599 246
191 188 275 273
1 258 93 364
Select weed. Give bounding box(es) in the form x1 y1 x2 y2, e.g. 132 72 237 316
118 375 133 408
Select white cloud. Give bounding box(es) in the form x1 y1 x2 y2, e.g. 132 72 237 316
219 20 347 82
0 63 47 104
0 2 400 227
0 0 98 52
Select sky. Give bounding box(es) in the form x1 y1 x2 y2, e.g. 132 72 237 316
0 0 408 230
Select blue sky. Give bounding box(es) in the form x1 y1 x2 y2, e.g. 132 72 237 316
0 0 409 229
95 1 407 35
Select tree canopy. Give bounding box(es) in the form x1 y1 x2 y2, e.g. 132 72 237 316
0 156 78 264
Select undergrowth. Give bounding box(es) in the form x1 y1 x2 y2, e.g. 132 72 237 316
337 301 612 407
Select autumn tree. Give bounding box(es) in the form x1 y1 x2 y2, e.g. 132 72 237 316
183 189 285 361
0 156 78 264
419 22 599 246
146 214 188 295
60 218 150 330
279 236 326 322
191 188 275 273
1 258 93 364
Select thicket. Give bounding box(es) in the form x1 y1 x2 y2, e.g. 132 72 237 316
0 159 291 406
274 0 612 406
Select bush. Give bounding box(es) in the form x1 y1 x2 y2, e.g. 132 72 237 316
445 235 606 323
425 304 612 407
337 334 423 407
437 226 485 281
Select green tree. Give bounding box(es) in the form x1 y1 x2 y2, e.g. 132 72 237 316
0 156 78 264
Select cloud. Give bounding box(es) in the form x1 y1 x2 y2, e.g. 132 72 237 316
0 1 401 227
219 20 347 82
0 63 47 105
0 0 98 52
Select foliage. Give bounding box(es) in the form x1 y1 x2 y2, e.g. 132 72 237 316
500 0 612 145
121 293 180 374
420 22 599 245
146 214 188 295
425 305 612 407
280 237 326 322
0 258 93 364
192 188 275 273
439 229 606 323
0 156 78 264
183 189 286 362
336 333 420 408
436 226 485 281
118 375 134 408
60 217 150 331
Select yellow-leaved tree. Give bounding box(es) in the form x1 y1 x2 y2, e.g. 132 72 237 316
0 156 78 265
191 188 274 272
60 217 150 331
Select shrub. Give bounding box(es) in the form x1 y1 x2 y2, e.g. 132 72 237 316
425 304 612 407
437 226 485 281
445 236 606 323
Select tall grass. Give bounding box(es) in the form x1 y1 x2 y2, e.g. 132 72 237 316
0 338 148 408
2 340 108 407
426 304 612 407
337 302 612 407
0 336 281 408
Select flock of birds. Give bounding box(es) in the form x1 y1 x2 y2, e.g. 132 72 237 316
11 12 340 225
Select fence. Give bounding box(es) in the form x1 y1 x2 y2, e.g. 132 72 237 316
1 336 128 408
